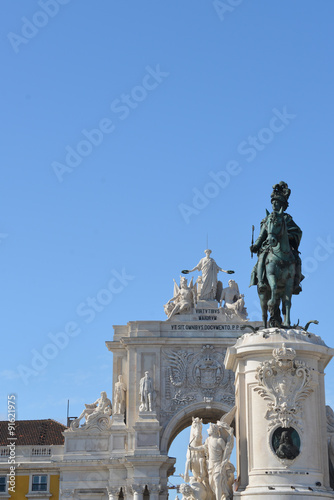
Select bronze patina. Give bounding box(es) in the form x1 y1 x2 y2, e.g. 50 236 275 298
250 181 303 327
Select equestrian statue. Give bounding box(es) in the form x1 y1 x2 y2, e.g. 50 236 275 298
250 181 303 327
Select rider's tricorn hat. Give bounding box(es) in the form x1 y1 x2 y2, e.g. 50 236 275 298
271 181 291 210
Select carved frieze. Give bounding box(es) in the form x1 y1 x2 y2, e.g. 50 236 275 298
254 343 316 429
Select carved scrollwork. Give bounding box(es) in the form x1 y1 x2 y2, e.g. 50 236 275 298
254 343 316 429
220 393 235 406
172 390 196 405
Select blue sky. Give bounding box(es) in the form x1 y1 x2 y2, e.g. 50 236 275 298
1 0 334 482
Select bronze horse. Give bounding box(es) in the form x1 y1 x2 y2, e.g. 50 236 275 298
258 208 296 327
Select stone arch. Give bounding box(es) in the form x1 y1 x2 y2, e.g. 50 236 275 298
161 401 233 453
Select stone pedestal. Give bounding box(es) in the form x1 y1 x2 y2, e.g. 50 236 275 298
110 413 127 454
63 428 111 458
225 327 334 499
111 413 126 426
134 412 161 454
196 299 219 309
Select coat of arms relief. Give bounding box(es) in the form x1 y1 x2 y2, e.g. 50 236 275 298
254 343 317 430
160 345 235 425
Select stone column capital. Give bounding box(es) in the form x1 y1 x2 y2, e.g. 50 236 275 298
148 484 161 494
131 484 145 495
108 486 121 497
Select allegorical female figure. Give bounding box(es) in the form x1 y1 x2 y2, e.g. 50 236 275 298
183 249 234 301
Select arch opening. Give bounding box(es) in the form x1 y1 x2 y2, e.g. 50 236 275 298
166 404 237 495
161 402 234 453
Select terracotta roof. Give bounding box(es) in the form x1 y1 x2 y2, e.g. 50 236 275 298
0 419 67 446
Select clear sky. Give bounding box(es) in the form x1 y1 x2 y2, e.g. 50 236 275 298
1 0 334 484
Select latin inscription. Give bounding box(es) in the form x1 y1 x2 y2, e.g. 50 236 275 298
265 471 308 475
196 309 220 314
171 324 240 331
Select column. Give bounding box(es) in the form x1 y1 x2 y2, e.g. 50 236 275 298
108 486 120 500
158 484 168 500
131 484 144 500
148 484 160 500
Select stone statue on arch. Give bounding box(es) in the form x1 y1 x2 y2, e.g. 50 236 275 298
164 276 197 319
182 249 234 302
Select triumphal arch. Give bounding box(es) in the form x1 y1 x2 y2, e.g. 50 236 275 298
61 250 255 500
105 251 252 498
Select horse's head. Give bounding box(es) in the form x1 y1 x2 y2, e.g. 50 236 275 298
266 207 285 248
190 417 203 441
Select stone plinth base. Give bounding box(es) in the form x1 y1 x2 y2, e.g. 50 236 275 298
63 429 111 458
134 415 161 454
225 327 334 497
196 299 218 309
138 410 158 421
111 413 126 426
234 486 334 499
